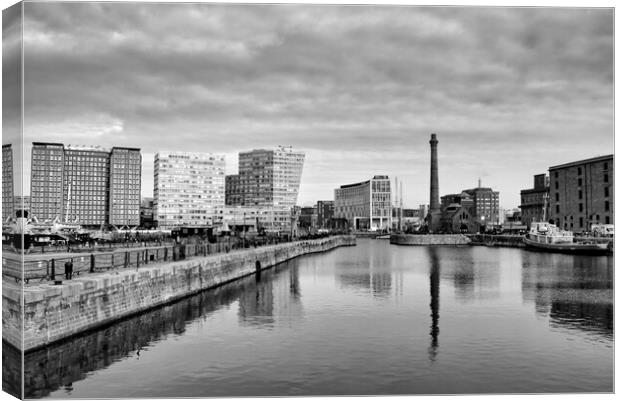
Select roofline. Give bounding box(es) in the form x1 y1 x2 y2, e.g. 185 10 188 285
32 142 64 147
112 146 141 152
339 180 371 189
549 154 613 170
520 187 549 194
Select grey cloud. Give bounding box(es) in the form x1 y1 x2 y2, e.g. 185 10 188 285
17 3 613 208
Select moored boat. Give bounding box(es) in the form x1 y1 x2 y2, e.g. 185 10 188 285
524 221 612 255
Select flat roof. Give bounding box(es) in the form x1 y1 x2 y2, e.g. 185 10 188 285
32 142 64 147
549 154 613 170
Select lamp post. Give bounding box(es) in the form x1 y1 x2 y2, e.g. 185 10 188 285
243 212 246 248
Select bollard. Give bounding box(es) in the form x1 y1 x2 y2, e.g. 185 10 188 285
125 251 129 268
164 247 168 261
144 250 148 265
50 259 56 281
137 252 140 268
111 253 115 269
90 254 95 273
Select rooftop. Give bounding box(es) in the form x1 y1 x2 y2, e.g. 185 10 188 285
549 154 613 170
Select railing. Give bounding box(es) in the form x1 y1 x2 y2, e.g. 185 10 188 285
2 239 175 254
3 233 338 284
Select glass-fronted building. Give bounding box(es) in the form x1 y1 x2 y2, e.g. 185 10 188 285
334 175 392 231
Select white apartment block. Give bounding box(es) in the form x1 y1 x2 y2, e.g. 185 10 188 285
154 151 225 229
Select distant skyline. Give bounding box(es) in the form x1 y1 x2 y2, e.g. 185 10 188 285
3 2 613 209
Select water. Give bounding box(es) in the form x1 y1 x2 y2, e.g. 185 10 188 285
21 239 613 398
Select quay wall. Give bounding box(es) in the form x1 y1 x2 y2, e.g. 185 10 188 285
10 236 355 352
466 234 525 248
390 234 471 246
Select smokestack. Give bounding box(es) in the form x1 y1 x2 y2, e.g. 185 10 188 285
429 133 439 212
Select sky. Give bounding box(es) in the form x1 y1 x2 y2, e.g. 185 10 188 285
2 2 614 209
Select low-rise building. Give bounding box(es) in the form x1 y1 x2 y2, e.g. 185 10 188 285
548 155 613 232
334 175 392 231
520 173 549 227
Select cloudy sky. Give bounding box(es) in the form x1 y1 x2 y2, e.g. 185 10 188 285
4 2 614 208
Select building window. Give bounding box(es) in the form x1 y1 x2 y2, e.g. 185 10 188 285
556 205 560 214
605 187 609 197
606 216 610 224
578 190 582 199
578 178 582 186
605 201 610 211
577 167 582 175
578 203 583 212
555 193 559 202
554 181 558 190
579 217 583 227
604 174 608 183
604 162 608 170
554 171 558 178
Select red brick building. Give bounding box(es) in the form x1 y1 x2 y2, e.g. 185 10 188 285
548 155 613 232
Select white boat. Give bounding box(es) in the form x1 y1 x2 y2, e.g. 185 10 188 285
524 222 611 255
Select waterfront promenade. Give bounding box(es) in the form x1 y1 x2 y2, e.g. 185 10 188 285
3 235 356 352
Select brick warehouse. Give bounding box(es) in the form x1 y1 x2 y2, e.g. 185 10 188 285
548 155 613 232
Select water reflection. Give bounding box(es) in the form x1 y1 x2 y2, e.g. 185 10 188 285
521 252 613 338
335 245 393 299
22 264 295 399
2 340 22 399
428 247 440 362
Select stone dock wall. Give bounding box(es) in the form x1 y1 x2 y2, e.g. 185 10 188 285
6 236 355 352
390 234 471 246
466 234 526 248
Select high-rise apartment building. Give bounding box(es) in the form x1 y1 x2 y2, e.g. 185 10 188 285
225 174 242 206
63 145 110 225
30 142 65 222
548 155 613 232
154 151 225 229
2 144 14 221
110 147 142 226
30 142 141 227
233 146 305 207
334 175 392 230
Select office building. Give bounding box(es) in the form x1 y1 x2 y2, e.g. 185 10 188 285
62 145 110 225
140 197 155 228
233 146 305 207
154 151 225 229
110 147 142 226
548 155 613 232
30 142 141 227
225 174 242 206
462 184 500 229
299 206 317 229
334 175 392 231
520 173 550 227
30 142 65 222
14 196 30 215
316 200 334 228
2 144 14 221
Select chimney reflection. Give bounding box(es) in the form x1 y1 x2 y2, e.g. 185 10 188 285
428 247 440 362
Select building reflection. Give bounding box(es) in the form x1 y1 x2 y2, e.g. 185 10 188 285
428 247 440 362
238 275 275 327
22 269 279 399
521 252 613 338
2 341 22 399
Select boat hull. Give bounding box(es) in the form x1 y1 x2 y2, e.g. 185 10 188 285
523 236 612 255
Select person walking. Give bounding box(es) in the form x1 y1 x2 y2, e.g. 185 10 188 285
64 258 74 280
